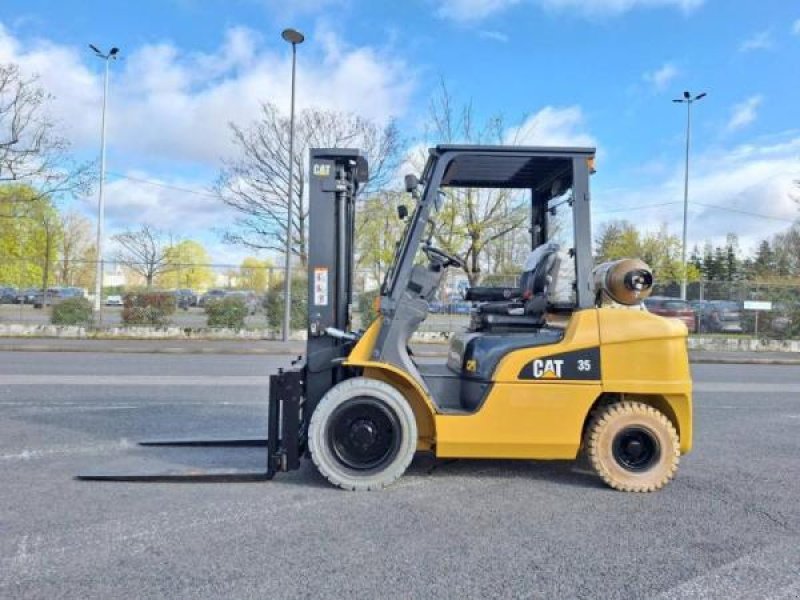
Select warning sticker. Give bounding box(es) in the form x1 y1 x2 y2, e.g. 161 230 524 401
313 267 328 306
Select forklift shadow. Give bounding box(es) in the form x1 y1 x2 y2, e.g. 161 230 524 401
406 453 604 490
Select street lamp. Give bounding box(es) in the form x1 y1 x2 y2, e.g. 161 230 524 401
89 44 120 313
281 28 304 342
672 90 706 301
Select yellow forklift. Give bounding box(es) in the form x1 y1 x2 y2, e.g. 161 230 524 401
80 145 692 492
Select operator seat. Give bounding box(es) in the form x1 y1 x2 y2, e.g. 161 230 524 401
467 242 572 332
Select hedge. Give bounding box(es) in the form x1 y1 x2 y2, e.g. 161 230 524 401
206 296 247 329
122 292 176 326
51 297 93 326
264 277 307 331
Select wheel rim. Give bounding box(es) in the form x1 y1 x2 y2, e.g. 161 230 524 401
612 426 661 472
327 397 401 472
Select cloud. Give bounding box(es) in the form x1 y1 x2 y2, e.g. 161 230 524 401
594 135 800 252
537 0 703 17
726 95 763 132
793 19 800 35
478 30 510 42
505 106 596 147
643 62 680 92
437 0 702 21
395 105 596 184
0 21 415 264
82 171 259 265
0 23 414 167
436 0 521 23
84 172 228 235
739 30 773 52
260 0 346 17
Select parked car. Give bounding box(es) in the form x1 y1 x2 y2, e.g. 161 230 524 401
696 300 744 334
174 288 198 309
643 296 697 333
224 290 259 315
0 286 17 304
769 303 797 334
32 287 63 308
105 295 123 306
198 289 227 307
33 287 84 308
689 299 709 314
15 287 39 304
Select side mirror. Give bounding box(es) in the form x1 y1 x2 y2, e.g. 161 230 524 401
397 205 409 220
404 174 419 194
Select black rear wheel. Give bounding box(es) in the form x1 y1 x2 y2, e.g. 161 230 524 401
611 426 661 472
586 401 680 492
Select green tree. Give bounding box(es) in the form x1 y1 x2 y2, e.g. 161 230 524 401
238 256 272 292
0 184 62 288
752 240 775 278
595 220 643 263
355 192 406 286
712 246 727 281
158 240 214 290
594 220 700 284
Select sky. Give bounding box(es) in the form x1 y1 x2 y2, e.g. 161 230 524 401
0 0 798 265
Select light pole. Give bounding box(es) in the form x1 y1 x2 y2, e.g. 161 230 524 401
89 44 119 313
672 90 706 301
281 28 304 342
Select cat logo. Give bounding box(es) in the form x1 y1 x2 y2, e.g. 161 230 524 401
531 359 564 379
313 163 331 177
465 359 478 373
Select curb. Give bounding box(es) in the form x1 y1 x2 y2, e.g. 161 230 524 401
689 356 800 366
1 342 799 365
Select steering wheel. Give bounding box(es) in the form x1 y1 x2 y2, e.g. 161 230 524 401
423 244 466 269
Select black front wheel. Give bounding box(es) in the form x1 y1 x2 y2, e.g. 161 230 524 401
328 397 402 472
309 378 417 491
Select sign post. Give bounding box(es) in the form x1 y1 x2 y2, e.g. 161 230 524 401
743 301 773 337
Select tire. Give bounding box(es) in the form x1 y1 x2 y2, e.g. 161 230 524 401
309 377 417 491
585 401 680 493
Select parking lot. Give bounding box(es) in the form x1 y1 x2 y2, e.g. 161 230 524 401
1 352 799 599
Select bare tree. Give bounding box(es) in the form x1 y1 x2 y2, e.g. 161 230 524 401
423 81 529 285
215 103 401 266
0 63 91 200
112 225 173 288
58 211 95 286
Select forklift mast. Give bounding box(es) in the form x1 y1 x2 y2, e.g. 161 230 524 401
305 148 369 415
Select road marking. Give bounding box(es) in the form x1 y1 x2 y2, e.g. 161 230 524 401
656 538 800 599
0 440 134 462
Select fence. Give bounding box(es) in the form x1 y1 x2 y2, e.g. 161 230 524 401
1 257 799 338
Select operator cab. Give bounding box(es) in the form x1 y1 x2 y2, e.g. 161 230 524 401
373 145 595 414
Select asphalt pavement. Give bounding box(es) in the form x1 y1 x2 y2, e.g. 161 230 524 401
1 352 799 599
